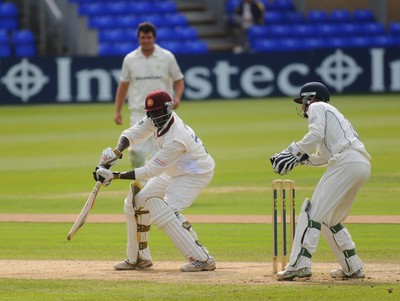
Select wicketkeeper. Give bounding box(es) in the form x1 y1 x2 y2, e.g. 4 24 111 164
270 82 371 280
94 89 216 272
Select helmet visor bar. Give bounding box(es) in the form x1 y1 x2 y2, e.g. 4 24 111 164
301 91 316 104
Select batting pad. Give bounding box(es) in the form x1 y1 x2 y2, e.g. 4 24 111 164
321 223 363 275
147 197 208 262
123 181 152 263
124 196 140 263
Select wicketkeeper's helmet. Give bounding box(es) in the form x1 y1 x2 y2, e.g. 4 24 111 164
144 90 174 128
293 82 330 118
293 82 330 104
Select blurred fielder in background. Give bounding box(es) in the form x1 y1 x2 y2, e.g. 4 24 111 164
95 90 215 272
270 82 371 281
114 22 184 168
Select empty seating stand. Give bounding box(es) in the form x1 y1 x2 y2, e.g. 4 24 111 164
0 2 37 57
70 0 208 56
12 29 36 57
227 0 399 53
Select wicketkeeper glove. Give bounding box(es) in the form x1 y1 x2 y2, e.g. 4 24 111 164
270 142 309 175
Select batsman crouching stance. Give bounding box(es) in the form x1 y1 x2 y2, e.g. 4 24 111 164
270 82 371 281
94 90 215 272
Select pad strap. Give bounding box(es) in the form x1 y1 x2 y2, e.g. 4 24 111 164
330 223 345 233
300 247 312 259
308 220 321 230
137 224 151 232
343 248 356 258
139 242 148 250
135 210 150 216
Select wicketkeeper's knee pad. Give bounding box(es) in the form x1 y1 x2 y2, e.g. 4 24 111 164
289 198 321 268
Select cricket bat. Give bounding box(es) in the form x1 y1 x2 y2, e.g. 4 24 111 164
66 181 102 240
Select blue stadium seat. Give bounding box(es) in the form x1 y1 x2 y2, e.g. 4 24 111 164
362 23 385 35
0 29 9 43
280 37 310 51
349 36 373 48
292 24 315 37
388 22 400 35
113 41 137 54
158 40 181 53
316 24 339 37
13 30 35 44
157 1 177 14
353 9 375 23
145 14 171 27
330 9 351 23
88 16 116 29
326 37 352 49
302 37 325 49
371 35 396 47
184 40 208 54
284 11 304 24
247 25 269 39
106 1 129 15
0 44 10 57
339 23 363 36
264 11 285 24
156 27 175 41
78 3 108 16
268 24 291 37
164 14 188 27
98 29 126 42
274 0 294 11
114 15 140 29
174 27 198 40
0 2 18 31
98 42 116 56
251 38 280 52
129 2 153 14
13 30 36 57
308 10 329 23
0 29 10 57
260 0 274 11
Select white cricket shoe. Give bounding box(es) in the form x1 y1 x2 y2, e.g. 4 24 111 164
276 267 312 281
113 259 153 270
180 257 216 272
330 268 365 279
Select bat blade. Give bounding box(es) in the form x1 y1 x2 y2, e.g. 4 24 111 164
67 181 102 241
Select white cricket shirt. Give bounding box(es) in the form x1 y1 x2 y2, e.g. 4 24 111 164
120 44 184 111
121 112 215 180
296 102 371 166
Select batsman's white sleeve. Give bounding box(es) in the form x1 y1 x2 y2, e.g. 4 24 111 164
135 141 186 180
121 117 154 145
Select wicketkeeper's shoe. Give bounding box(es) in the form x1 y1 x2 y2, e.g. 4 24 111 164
330 268 365 279
113 259 153 270
180 257 216 272
276 267 312 281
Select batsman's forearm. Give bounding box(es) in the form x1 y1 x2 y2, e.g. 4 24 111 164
115 136 130 153
117 170 136 180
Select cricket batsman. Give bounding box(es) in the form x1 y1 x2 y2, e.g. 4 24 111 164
94 90 215 272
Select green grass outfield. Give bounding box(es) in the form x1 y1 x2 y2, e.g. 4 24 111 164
1 95 400 300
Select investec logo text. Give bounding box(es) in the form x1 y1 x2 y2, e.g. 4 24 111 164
1 49 399 103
